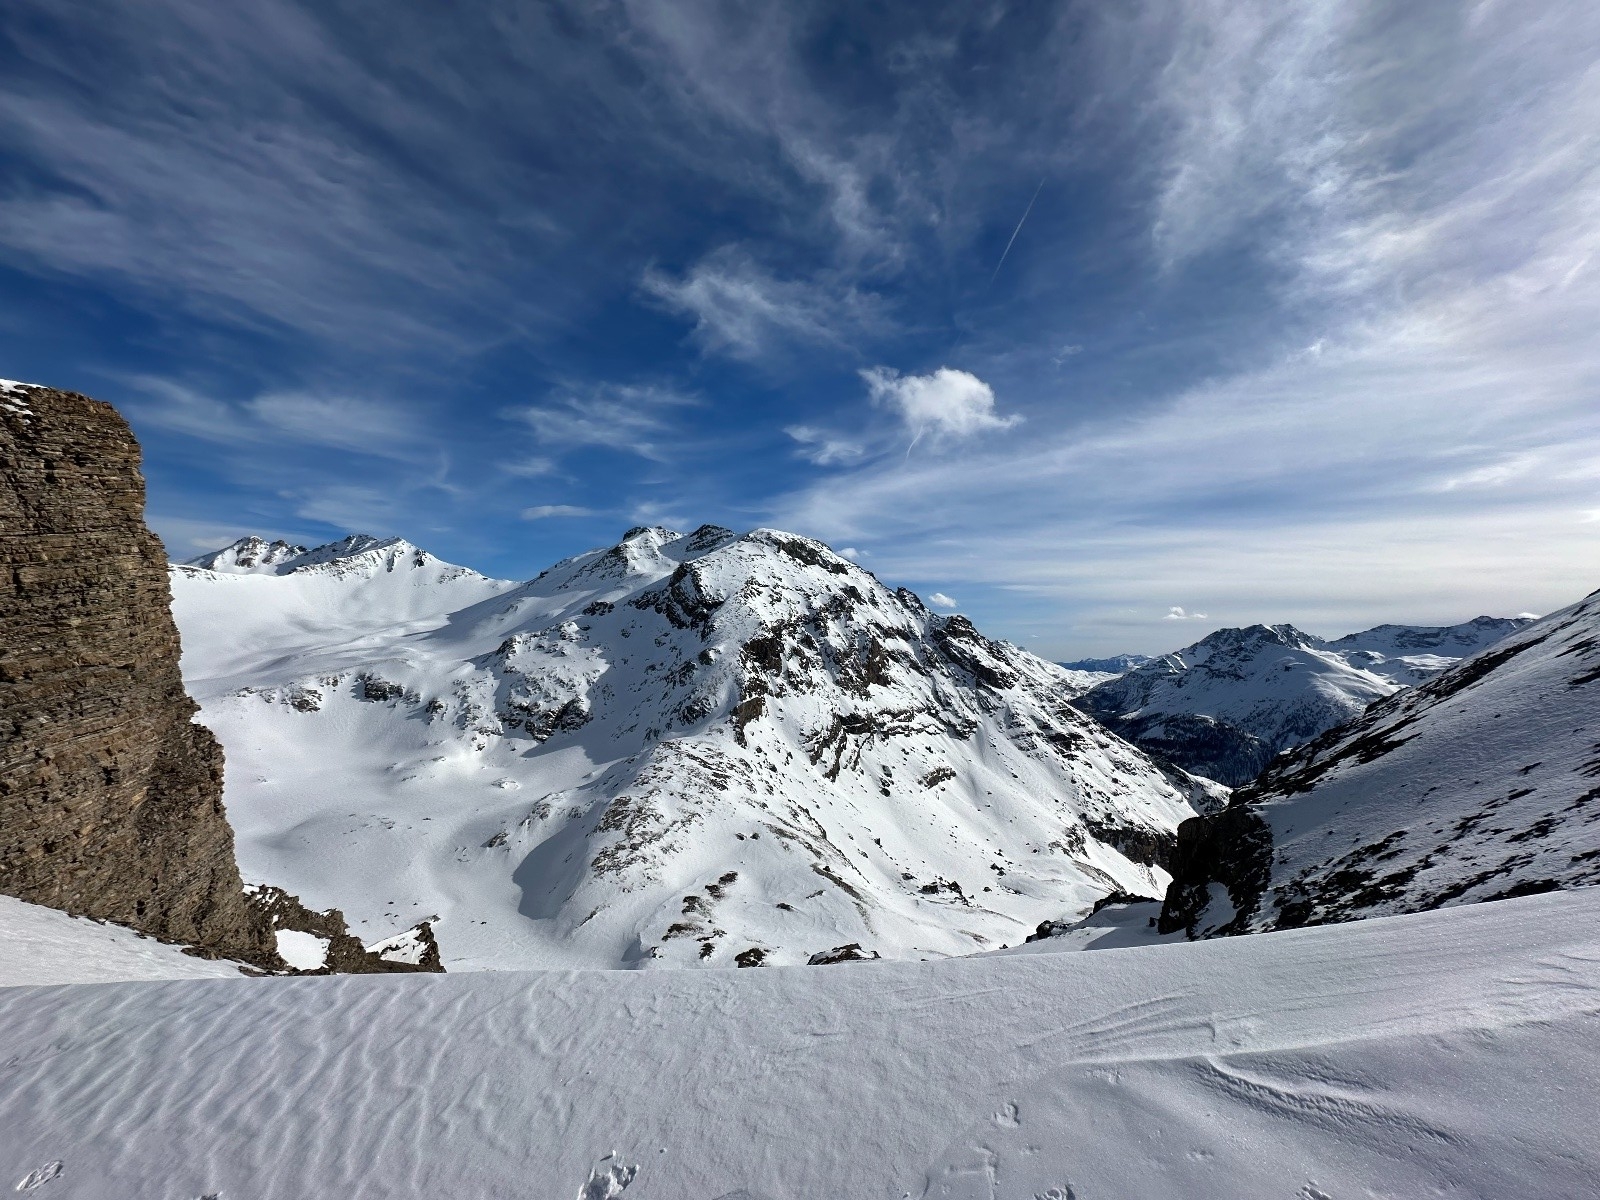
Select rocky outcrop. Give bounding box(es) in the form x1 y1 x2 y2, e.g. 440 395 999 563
0 382 282 964
248 886 442 973
1155 802 1274 936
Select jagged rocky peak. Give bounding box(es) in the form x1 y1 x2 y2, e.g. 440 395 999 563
1182 623 1322 661
187 535 309 573
1159 587 1600 938
170 519 1224 970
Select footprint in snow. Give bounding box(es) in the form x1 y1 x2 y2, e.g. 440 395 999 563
576 1154 638 1200
15 1162 62 1191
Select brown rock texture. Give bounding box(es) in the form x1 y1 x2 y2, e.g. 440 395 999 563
0 382 280 965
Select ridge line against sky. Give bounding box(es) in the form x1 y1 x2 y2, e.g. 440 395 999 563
1 0 1596 656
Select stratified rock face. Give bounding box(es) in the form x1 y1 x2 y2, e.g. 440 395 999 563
1158 589 1600 938
0 381 277 964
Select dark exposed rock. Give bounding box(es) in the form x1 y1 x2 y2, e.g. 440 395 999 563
247 885 442 973
1071 709 1275 789
1081 814 1178 871
1157 802 1274 936
0 384 281 967
807 942 881 965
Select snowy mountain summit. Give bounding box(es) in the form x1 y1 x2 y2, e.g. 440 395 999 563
1076 616 1532 785
170 525 1220 970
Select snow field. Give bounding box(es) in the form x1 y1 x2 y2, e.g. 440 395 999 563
1 887 1597 1198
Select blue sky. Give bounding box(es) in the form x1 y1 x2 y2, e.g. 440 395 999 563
2 1 1598 657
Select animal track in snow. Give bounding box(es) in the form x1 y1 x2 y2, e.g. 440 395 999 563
1033 1189 1074 1200
14 1163 62 1191
993 1101 1020 1128
577 1153 638 1199
1299 1186 1332 1200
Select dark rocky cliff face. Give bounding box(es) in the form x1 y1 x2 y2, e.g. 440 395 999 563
0 383 282 963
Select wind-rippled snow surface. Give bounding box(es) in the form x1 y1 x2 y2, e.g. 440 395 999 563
2 889 1597 1198
170 526 1218 970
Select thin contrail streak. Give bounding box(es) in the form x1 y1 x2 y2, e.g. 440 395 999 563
989 177 1045 288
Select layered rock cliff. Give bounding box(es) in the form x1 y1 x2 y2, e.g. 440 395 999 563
0 381 282 962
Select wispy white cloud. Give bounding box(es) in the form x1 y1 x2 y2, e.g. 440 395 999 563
509 383 701 462
244 391 420 457
499 455 558 478
642 247 884 362
785 424 867 466
285 483 406 534
927 591 959 609
1163 606 1208 620
128 378 426 462
521 504 595 521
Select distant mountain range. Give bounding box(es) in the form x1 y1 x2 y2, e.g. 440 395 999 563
1056 653 1153 675
1073 617 1532 785
1160 588 1600 936
170 527 1221 970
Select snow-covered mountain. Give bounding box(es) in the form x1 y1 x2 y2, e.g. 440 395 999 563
1075 616 1532 785
1057 652 1152 675
169 526 1222 971
1160 588 1600 937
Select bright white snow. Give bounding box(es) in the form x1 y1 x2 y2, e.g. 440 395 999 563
0 895 245 987
273 929 330 971
1 888 1596 1198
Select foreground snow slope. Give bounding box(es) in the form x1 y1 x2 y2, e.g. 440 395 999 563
1076 617 1530 785
3 887 1597 1199
0 896 244 986
1162 587 1600 936
171 527 1216 971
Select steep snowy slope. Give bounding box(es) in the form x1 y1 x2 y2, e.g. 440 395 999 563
170 526 1220 971
3 888 1598 1198
0 896 246 987
1160 588 1600 937
1076 616 1531 785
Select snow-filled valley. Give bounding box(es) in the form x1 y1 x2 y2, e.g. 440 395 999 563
3 887 1598 1198
169 527 1221 971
